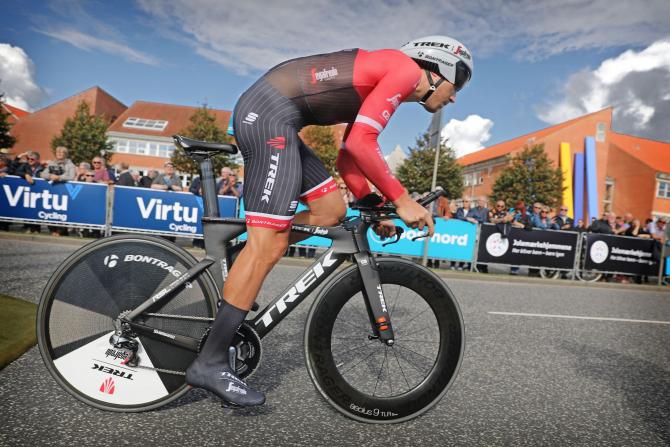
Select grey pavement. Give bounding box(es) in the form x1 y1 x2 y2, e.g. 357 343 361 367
0 235 669 446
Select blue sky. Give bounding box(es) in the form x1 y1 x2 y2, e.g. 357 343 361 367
2 0 669 158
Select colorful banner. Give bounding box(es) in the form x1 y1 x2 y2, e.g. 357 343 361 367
560 142 573 217
0 176 107 227
111 186 237 237
585 137 598 222
573 152 585 225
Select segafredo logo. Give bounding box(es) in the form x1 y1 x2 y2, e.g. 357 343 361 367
3 185 69 221
310 66 339 84
136 197 198 233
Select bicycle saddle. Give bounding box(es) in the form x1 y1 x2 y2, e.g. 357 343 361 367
173 135 238 155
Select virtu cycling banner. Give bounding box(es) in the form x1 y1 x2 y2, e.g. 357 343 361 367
583 233 659 276
0 175 107 228
477 224 579 269
111 186 237 237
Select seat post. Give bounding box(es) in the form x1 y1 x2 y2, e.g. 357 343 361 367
196 155 220 217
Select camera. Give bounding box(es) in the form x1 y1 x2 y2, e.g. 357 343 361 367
48 165 64 175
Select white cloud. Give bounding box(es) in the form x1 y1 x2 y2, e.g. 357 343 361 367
39 28 160 66
441 114 493 158
538 38 670 140
0 43 45 111
136 0 670 73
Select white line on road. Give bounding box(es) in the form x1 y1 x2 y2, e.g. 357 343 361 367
488 311 670 325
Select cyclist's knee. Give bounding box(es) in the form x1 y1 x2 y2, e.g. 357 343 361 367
246 227 290 264
306 192 347 226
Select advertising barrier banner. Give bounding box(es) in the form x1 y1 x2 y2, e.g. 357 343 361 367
583 233 659 275
477 224 579 269
111 186 237 237
367 218 477 261
239 200 476 260
0 176 107 227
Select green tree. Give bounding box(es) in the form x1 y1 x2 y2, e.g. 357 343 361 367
302 125 339 177
171 105 236 175
492 144 564 207
0 94 17 150
51 101 113 164
396 133 463 199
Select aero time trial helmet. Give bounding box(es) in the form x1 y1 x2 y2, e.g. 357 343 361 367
400 35 473 91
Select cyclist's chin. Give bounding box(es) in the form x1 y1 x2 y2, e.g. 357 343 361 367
422 103 444 113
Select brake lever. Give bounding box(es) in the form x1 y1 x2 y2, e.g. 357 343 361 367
381 227 404 247
410 231 430 242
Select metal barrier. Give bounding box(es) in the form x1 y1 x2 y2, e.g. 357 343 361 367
1 176 665 283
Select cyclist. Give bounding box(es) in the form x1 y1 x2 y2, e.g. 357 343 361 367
186 35 474 406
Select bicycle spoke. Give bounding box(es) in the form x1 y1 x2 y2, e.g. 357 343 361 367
388 284 403 319
332 341 375 360
391 347 412 390
373 347 388 397
340 348 380 376
393 305 431 330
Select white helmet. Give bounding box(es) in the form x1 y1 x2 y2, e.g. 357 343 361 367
400 35 473 92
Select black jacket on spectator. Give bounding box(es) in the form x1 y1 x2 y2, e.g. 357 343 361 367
139 175 153 188
589 219 613 234
117 171 137 187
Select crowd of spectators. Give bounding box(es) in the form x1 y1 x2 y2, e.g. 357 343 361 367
0 146 245 236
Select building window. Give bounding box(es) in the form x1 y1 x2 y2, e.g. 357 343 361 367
122 117 168 131
596 122 606 142
108 137 174 158
658 180 670 199
603 179 615 211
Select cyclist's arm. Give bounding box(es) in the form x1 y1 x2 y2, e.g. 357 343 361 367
341 59 420 202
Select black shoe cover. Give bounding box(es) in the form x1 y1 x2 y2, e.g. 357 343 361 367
186 362 265 407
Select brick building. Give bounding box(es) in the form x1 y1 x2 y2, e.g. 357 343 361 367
106 100 237 180
457 107 670 221
9 86 126 160
2 102 30 126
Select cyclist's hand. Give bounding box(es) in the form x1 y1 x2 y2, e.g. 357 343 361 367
373 220 397 239
393 193 435 237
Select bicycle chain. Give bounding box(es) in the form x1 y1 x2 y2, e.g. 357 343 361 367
144 312 214 322
133 363 185 376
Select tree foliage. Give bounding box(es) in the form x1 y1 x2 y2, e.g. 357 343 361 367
302 125 339 177
171 105 236 175
51 101 113 164
396 133 464 199
492 144 564 207
0 94 18 150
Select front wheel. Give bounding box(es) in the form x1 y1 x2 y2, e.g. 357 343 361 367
304 258 464 423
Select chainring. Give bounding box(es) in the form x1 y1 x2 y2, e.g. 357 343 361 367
231 322 262 379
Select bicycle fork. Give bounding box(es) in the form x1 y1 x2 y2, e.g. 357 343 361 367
354 252 395 345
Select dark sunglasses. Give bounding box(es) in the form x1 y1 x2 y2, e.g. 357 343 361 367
85 174 95 177
453 61 471 92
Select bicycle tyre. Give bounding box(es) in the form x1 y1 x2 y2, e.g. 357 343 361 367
304 258 464 423
36 234 220 412
539 268 562 280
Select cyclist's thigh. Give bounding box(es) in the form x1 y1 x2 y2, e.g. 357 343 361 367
233 82 303 230
297 139 338 203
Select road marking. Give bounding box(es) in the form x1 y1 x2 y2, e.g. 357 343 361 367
488 312 670 325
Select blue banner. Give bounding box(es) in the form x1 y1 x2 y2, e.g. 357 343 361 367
238 199 476 260
367 218 477 261
0 176 107 227
111 186 237 237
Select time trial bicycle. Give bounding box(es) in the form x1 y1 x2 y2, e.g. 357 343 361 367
36 135 464 423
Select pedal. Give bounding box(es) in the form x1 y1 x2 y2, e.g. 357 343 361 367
220 400 244 409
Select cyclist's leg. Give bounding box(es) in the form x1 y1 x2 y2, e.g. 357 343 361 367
186 80 302 405
291 139 346 233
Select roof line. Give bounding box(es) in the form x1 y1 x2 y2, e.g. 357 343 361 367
31 85 126 114
129 100 231 113
610 129 670 146
457 107 613 161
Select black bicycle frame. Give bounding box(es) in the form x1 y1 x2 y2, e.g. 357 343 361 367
120 152 397 350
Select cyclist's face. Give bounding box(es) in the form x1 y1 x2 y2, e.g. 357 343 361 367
422 74 457 113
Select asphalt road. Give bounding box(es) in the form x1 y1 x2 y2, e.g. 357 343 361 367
1 235 669 446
